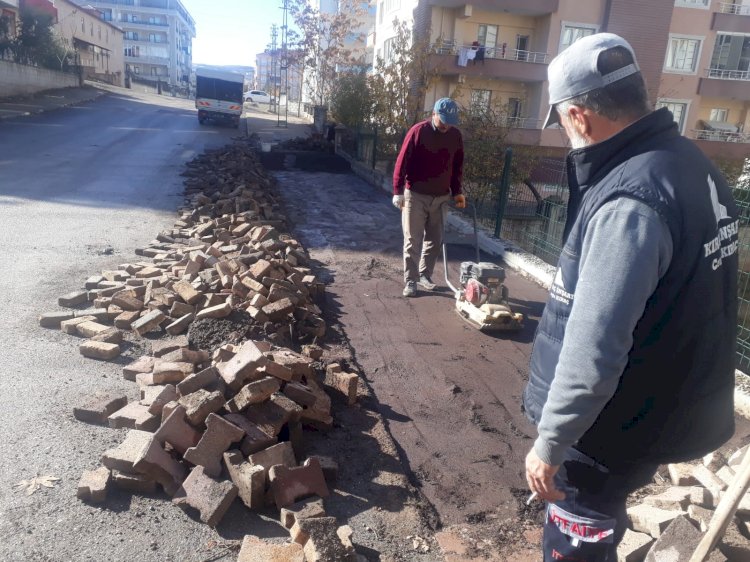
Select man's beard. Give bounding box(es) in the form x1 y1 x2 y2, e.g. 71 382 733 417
568 127 589 149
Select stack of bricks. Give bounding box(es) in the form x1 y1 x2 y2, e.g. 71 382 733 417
614 445 750 561
40 147 326 362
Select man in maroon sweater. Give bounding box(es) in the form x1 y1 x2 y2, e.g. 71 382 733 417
393 98 466 297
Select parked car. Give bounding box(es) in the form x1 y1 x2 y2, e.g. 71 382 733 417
244 90 271 104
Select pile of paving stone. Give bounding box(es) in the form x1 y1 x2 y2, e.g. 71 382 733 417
616 446 750 561
40 143 364 561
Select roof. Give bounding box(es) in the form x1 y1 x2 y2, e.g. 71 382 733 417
195 65 245 83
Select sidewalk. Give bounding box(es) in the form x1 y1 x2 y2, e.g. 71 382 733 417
0 84 105 120
243 103 315 146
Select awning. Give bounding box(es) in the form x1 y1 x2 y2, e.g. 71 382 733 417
701 120 739 132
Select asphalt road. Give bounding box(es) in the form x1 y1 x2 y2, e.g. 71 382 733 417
0 90 265 562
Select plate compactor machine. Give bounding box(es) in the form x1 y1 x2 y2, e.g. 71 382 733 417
442 205 524 332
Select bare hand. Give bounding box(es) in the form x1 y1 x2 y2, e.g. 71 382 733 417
525 448 565 502
454 194 466 209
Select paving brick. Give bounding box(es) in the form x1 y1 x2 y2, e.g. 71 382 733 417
90 327 124 345
131 309 166 336
280 497 327 530
136 372 156 388
617 529 653 562
226 377 281 413
61 315 96 334
172 466 238 527
74 392 128 425
245 394 302 437
260 359 297 382
217 339 268 390
324 371 359 405
123 355 155 381
110 470 157 494
86 275 105 289
262 298 295 321
729 445 750 468
290 516 352 561
248 442 297 481
111 294 144 311
151 336 189 357
108 402 159 432
223 450 265 510
644 514 727 562
178 366 219 396
627 504 685 538
160 347 209 365
687 504 714 531
172 279 202 305
59 290 89 307
237 535 304 562
39 311 76 328
77 466 111 503
143 384 178 415
170 301 195 318
178 389 225 426
133 434 186 496
249 259 273 280
195 302 232 320
241 275 268 295
166 313 194 336
301 344 323 361
184 413 244 476
101 430 153 472
152 360 194 384
717 465 736 487
74 320 111 338
704 451 728 472
693 464 728 495
114 310 140 329
668 463 699 486
223 414 277 456
79 340 121 361
644 487 692 511
283 382 317 408
270 457 329 509
154 404 202 455
691 485 720 508
77 307 110 323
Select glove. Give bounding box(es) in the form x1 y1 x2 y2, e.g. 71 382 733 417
392 194 405 209
454 194 466 209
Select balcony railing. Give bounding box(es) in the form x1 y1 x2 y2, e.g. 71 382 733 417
506 117 543 129
706 67 750 80
720 2 750 15
690 129 750 142
121 20 169 28
432 42 550 64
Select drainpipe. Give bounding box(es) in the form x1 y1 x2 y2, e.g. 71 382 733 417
601 0 613 32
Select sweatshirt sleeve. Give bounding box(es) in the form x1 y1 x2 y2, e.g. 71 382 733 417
451 131 464 196
393 126 416 195
533 197 673 466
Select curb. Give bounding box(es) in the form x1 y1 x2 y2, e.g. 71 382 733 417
0 87 105 121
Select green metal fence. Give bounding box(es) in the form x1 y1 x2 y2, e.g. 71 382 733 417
732 187 750 373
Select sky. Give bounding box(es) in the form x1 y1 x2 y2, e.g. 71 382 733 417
182 0 287 68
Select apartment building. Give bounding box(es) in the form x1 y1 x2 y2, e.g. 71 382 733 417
255 49 304 102
54 0 124 85
373 0 749 156
0 0 19 38
76 0 195 90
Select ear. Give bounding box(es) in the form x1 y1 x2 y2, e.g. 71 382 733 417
567 105 592 137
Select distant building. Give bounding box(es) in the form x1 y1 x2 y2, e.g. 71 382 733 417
256 49 303 102
0 0 19 39
54 0 124 85
76 0 195 91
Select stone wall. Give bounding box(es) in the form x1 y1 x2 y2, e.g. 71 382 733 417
0 60 79 98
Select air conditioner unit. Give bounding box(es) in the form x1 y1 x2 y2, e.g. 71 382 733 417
459 4 473 18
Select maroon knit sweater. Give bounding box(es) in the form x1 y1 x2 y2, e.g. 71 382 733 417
392 119 464 197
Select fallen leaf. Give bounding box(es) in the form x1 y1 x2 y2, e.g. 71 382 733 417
15 474 60 495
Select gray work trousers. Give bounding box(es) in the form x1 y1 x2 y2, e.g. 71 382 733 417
402 190 451 283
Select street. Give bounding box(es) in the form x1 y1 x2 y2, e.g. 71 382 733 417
0 90 255 562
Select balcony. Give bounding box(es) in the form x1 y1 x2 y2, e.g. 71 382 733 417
120 20 170 29
429 42 549 82
690 129 750 143
0 0 19 9
713 3 750 32
698 68 750 99
427 0 558 16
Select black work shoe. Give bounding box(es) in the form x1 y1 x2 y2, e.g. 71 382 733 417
403 281 417 297
418 275 437 290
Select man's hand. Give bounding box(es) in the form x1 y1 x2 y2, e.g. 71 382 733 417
525 448 565 502
392 195 405 209
454 194 466 209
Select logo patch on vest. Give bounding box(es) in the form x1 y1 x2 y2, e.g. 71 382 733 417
547 504 615 543
703 174 738 271
550 268 574 306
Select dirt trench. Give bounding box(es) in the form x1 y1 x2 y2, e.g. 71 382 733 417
269 156 551 559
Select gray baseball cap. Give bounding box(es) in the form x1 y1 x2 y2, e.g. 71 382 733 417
543 33 640 128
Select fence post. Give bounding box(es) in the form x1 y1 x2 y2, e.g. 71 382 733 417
372 126 377 169
493 147 513 238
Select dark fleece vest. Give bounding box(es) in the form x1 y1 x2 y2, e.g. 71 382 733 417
523 108 739 467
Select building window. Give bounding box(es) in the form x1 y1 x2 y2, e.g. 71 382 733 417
477 24 498 49
384 0 400 12
132 65 140 74
125 31 138 40
378 2 383 24
664 35 703 74
674 0 709 8
710 108 729 122
81 17 85 33
710 33 750 77
470 89 492 112
560 23 597 52
656 99 689 133
383 37 395 62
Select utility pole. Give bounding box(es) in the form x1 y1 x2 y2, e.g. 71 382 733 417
277 0 289 128
270 24 278 113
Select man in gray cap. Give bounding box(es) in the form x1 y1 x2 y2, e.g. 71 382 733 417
522 33 738 560
393 97 466 297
